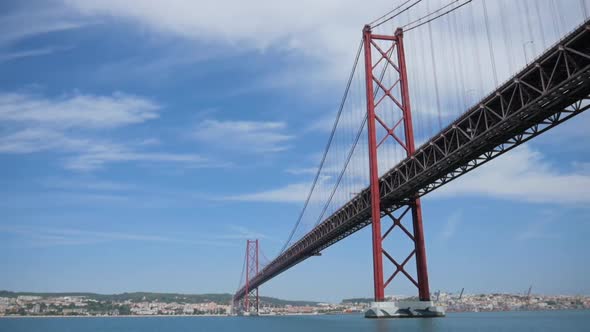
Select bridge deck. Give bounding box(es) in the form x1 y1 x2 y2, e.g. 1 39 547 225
235 22 590 301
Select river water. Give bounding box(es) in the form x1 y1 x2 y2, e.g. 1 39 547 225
1 310 588 332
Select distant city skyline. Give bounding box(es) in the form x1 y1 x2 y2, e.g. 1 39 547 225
0 0 589 304
2 290 590 318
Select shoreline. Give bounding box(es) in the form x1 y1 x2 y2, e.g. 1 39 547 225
0 314 232 319
0 312 332 319
1 309 589 319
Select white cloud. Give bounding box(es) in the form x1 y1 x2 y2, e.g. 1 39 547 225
50 0 590 162
440 210 462 241
0 222 269 248
224 182 311 203
0 9 88 45
0 47 68 62
223 173 358 224
532 112 590 151
0 8 89 76
60 0 381 58
572 162 590 175
306 107 365 133
0 224 174 246
221 144 590 248
434 145 590 205
285 167 318 176
517 212 563 241
0 128 210 171
41 177 136 191
193 119 293 153
64 148 213 171
0 224 227 247
0 92 160 129
218 225 270 241
56 0 587 87
225 144 590 207
138 138 161 146
0 128 90 153
0 91 218 171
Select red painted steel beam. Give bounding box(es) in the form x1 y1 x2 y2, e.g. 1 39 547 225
395 28 431 301
245 240 250 311
364 25 431 301
243 239 260 313
255 239 259 312
363 24 385 302
371 33 398 41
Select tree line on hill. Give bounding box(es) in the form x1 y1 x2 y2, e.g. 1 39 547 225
0 291 319 306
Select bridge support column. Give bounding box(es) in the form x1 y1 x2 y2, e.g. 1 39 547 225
363 25 443 318
363 24 386 303
244 239 259 316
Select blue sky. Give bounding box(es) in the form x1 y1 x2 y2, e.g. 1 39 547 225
0 0 589 303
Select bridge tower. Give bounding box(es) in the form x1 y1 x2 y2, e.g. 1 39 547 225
243 239 259 315
362 25 443 318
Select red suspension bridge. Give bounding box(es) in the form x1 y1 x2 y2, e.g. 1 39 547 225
233 0 590 318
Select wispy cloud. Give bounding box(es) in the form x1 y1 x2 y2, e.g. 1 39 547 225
284 167 318 176
64 148 215 171
305 109 365 133
222 145 590 209
0 46 71 62
0 16 87 46
433 145 590 205
0 128 89 154
517 210 563 241
0 225 184 247
572 161 590 175
41 177 136 192
0 224 264 248
223 182 311 203
440 210 462 241
216 225 270 241
0 92 160 129
0 91 221 171
192 119 294 153
60 0 373 58
0 128 214 171
518 221 561 241
0 8 92 70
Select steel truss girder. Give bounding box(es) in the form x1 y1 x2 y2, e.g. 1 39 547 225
234 22 590 302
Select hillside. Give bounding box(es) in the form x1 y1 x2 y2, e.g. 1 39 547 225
0 291 319 306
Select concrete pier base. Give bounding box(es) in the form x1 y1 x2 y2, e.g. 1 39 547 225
365 300 445 318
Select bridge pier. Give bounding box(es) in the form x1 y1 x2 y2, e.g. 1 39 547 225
243 239 260 316
363 25 443 318
365 300 445 318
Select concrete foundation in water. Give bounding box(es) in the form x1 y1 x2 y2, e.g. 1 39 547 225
365 300 445 318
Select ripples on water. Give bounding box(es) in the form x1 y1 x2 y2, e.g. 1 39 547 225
0 310 588 332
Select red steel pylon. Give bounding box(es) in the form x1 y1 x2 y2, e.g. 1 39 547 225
244 239 259 313
363 25 431 302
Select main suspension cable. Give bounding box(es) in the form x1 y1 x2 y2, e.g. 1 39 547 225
404 0 472 32
236 248 247 293
371 0 423 29
279 40 363 254
369 0 415 26
313 39 396 227
401 0 461 30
